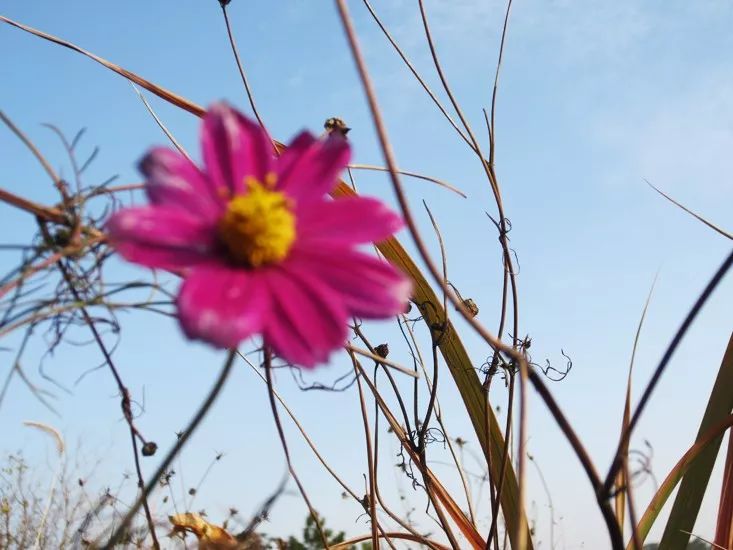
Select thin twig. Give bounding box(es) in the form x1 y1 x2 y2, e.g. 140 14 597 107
489 0 514 166
219 3 273 145
349 164 467 198
131 84 192 161
646 179 732 240
604 249 733 494
263 348 331 549
102 349 237 548
360 0 473 149
238 351 360 500
55 258 160 550
351 352 383 550
0 111 61 186
345 343 420 378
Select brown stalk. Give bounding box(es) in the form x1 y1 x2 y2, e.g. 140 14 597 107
410 5 526 538
348 164 467 198
263 348 331 549
0 110 61 186
360 0 473 149
354 360 481 549
350 351 389 550
242 350 411 548
345 343 419 378
646 179 733 240
131 85 192 161
333 531 451 550
219 2 272 144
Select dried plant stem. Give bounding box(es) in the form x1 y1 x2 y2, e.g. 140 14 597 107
332 0 513 364
401 315 479 526
131 84 192 161
489 0 514 164
263 348 331 549
417 351 478 528
360 0 472 149
238 352 360 499
0 251 65 301
646 179 733 240
528 366 623 549
413 0 522 366
527 454 555 550
352 324 413 434
54 258 160 550
604 248 733 495
366 358 446 549
346 343 419 378
0 187 66 225
351 353 386 550
102 349 236 548
418 344 441 455
0 110 61 186
334 532 450 550
220 3 271 143
348 164 467 198
354 360 464 549
332 4 535 548
0 15 205 118
486 374 515 548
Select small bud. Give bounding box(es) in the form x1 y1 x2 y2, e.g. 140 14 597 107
374 343 389 358
324 117 351 137
141 441 158 457
460 298 479 317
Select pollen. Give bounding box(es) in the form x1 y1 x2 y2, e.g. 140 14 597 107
218 177 296 267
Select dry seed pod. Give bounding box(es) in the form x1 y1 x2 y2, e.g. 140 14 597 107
324 117 351 137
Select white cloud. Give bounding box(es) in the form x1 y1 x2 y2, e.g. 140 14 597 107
597 71 733 196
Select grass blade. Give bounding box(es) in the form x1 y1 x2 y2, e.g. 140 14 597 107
713 431 733 548
615 278 657 541
647 333 733 548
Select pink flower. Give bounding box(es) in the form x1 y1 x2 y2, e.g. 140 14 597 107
106 103 411 368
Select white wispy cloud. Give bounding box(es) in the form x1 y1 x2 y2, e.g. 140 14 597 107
596 70 733 195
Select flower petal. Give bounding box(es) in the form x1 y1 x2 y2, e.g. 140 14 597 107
106 206 217 270
297 196 404 246
264 268 348 368
141 147 223 220
177 265 269 348
201 102 273 196
276 131 350 204
287 246 411 319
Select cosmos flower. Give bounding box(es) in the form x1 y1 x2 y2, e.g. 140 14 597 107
106 103 410 367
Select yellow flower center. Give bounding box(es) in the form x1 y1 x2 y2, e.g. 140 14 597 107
218 175 296 267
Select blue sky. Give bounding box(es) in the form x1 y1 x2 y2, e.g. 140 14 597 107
1 1 733 547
